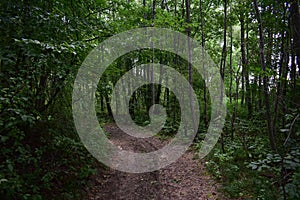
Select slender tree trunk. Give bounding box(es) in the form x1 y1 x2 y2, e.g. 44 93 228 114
143 0 147 19
241 69 245 105
240 12 252 118
229 21 233 104
274 4 288 138
258 75 263 110
100 95 104 112
186 0 198 132
253 76 258 111
266 30 273 84
253 0 276 151
231 65 241 140
152 0 157 19
151 0 156 107
290 0 300 107
229 2 234 139
105 92 112 118
155 1 168 106
200 0 208 128
219 0 227 153
220 0 227 80
290 0 300 69
291 47 297 90
155 56 163 104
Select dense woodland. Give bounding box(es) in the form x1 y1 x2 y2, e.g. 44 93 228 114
1 0 300 199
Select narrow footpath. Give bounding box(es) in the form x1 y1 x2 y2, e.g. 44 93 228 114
87 124 225 200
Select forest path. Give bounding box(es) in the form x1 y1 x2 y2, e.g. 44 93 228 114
87 123 224 200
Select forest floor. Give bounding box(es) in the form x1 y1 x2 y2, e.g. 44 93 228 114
87 123 225 200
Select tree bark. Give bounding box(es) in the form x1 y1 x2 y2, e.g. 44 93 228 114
219 0 227 153
186 0 198 132
229 21 233 104
151 0 156 107
240 11 252 117
220 0 227 80
290 0 300 108
253 0 276 151
290 0 300 69
200 0 208 128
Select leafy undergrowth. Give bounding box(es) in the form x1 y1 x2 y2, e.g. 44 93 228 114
201 117 300 200
0 103 99 200
0 128 98 200
205 138 277 199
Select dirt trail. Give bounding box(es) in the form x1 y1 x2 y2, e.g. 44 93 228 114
87 124 224 200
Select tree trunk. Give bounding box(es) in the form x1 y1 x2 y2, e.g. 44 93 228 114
143 0 147 19
220 0 227 80
200 0 208 128
240 12 252 117
290 0 300 107
229 21 233 104
151 0 157 107
219 0 227 153
290 0 300 69
186 0 198 133
258 75 263 110
253 0 276 151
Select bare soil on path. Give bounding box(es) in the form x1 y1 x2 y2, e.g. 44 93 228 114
87 123 225 200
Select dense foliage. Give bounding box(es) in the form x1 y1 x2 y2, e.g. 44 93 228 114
1 0 299 199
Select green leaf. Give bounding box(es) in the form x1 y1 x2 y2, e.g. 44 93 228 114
7 163 13 172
